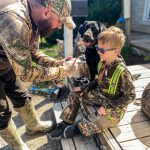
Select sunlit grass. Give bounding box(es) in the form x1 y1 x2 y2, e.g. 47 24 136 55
40 45 62 59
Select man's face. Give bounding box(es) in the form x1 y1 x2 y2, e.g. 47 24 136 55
37 10 62 37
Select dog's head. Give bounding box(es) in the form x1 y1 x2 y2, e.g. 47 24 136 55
79 21 106 46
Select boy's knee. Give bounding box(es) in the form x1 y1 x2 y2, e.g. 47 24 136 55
95 115 119 131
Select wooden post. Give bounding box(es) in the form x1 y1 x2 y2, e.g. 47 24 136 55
123 0 131 44
64 26 73 57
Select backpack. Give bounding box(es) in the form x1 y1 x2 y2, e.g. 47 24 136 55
141 82 150 118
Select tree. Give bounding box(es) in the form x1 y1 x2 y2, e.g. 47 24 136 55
87 0 122 26
45 0 122 45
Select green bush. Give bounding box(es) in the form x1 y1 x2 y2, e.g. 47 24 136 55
46 29 64 45
121 44 132 57
87 0 122 26
45 0 122 45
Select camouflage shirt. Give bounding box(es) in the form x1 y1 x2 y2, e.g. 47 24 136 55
84 56 136 111
0 0 65 82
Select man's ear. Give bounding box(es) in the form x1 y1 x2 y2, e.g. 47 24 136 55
42 7 51 18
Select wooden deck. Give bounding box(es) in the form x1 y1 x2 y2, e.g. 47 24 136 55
0 63 149 150
53 63 150 150
131 32 150 54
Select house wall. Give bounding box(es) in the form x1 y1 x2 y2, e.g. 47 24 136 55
131 0 150 33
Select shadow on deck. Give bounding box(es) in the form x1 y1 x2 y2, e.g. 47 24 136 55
131 32 150 54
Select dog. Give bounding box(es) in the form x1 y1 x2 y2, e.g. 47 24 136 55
77 21 106 81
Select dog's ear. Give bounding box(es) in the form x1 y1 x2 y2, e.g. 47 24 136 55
78 21 88 37
97 22 106 33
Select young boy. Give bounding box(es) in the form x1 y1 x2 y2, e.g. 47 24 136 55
49 26 136 139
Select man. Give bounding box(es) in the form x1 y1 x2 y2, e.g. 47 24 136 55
0 0 76 149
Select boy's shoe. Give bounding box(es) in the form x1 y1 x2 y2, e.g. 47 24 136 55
64 124 80 138
49 122 80 140
49 121 68 140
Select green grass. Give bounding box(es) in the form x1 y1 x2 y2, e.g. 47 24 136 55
40 45 62 59
121 44 132 57
144 55 150 61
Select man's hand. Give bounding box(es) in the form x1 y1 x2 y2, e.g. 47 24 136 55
63 58 78 76
64 56 73 62
97 107 107 116
72 87 81 92
59 56 73 66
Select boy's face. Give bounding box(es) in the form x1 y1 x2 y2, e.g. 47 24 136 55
97 41 119 64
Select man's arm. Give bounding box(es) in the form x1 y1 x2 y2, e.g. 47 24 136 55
30 36 63 67
0 13 65 82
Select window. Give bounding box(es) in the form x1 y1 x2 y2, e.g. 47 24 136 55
143 0 150 21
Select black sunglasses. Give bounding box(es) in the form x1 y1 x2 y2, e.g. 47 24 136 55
95 45 117 54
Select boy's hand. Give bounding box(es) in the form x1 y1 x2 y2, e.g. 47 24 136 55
97 107 107 116
88 79 98 91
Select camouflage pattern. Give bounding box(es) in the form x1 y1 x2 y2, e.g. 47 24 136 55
0 0 66 82
36 0 71 17
15 101 54 134
141 82 150 118
35 0 76 29
60 57 136 136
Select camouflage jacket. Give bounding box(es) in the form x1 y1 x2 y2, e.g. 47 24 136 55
0 0 65 82
86 56 136 111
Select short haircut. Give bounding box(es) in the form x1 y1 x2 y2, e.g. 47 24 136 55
97 26 126 50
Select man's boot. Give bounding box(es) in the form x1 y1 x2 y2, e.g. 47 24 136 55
0 119 29 150
15 101 54 135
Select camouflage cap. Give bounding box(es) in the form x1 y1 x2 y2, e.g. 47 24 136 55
35 0 76 29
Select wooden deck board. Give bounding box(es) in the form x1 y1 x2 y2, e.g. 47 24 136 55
99 131 122 150
120 137 150 150
118 110 148 126
110 121 150 143
127 64 150 70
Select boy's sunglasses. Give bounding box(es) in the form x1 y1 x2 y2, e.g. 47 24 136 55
95 45 117 54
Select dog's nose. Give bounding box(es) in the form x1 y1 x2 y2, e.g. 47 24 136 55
84 28 93 37
83 28 94 42
84 34 91 39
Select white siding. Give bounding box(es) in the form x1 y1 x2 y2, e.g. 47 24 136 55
131 0 150 33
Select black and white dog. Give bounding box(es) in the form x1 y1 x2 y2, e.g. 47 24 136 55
78 21 106 81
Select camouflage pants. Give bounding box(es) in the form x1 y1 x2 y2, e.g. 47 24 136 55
60 90 124 137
